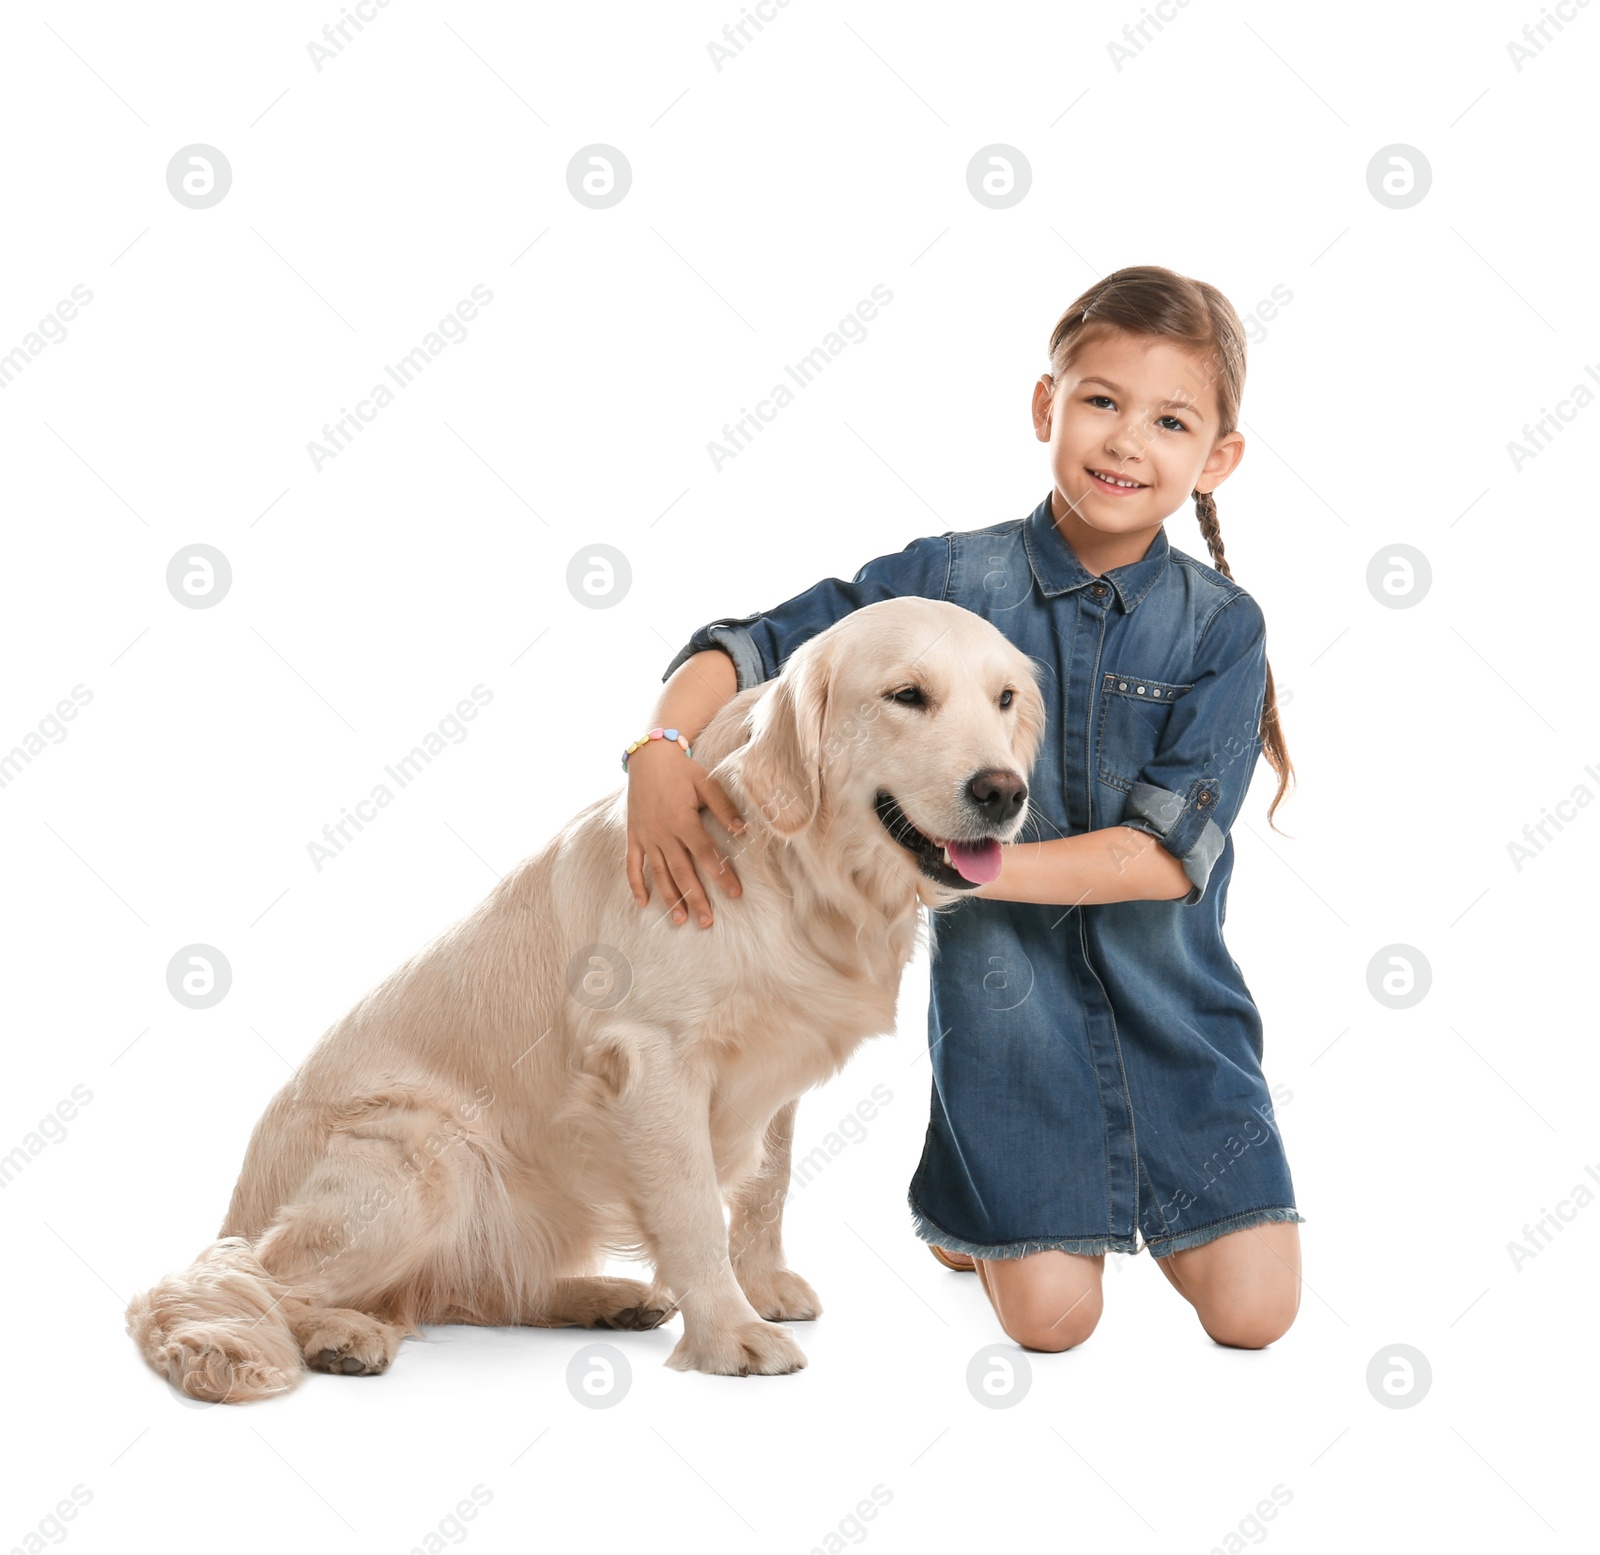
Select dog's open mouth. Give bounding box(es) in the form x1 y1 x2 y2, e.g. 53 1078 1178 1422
874 791 1005 890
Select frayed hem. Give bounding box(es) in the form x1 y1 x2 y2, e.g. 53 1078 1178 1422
907 1194 1138 1261
1145 1206 1306 1259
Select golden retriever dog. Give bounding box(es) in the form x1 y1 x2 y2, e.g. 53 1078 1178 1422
126 596 1045 1401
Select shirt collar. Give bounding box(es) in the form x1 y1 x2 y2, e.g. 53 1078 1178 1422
1021 491 1170 612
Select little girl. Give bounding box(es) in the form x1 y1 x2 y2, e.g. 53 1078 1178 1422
625 265 1304 1352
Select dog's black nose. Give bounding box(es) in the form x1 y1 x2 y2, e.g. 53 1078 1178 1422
967 769 1027 821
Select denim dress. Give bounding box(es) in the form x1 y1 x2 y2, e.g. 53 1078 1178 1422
664 493 1305 1260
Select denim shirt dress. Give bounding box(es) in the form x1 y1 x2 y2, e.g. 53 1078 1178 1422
663 493 1305 1260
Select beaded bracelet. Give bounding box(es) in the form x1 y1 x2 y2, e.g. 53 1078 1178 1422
621 727 692 773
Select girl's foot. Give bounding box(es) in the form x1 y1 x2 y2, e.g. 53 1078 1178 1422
929 1244 977 1271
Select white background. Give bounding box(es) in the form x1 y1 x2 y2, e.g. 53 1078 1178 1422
1 1 1594 1551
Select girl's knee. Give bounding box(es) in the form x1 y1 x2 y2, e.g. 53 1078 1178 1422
979 1250 1105 1352
1005 1311 1099 1352
1201 1291 1299 1350
996 1288 1103 1353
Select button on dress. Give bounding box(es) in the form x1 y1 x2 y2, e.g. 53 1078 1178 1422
664 493 1305 1259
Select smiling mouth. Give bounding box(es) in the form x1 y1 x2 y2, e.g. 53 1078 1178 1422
874 792 1004 890
1086 467 1147 492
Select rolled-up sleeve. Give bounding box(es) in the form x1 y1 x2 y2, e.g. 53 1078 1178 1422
661 532 954 692
1117 592 1268 905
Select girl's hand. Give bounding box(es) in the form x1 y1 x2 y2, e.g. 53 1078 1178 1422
625 740 746 927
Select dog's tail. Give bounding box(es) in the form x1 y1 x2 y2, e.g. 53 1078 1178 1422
125 1237 305 1403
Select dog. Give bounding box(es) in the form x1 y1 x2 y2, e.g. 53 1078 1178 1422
126 596 1045 1400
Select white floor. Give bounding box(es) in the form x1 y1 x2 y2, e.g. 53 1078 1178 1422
14 1009 1583 1555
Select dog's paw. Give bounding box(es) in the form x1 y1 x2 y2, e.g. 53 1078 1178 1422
665 1318 807 1377
556 1276 676 1331
297 1308 401 1377
737 1266 822 1323
593 1299 674 1331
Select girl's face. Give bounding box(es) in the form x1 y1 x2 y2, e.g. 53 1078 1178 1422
1032 328 1245 545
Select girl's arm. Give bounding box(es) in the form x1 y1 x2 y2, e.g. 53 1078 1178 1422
626 648 747 928
988 595 1272 910
638 657 1190 912
974 829 1192 908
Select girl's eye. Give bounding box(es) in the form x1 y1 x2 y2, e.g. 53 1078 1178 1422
999 689 1014 709
891 687 924 706
1087 394 1187 433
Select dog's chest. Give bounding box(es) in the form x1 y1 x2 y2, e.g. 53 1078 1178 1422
701 966 898 1093
667 865 919 1114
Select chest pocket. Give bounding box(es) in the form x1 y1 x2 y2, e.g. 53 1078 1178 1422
1096 671 1192 790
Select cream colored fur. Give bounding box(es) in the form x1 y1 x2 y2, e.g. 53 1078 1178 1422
125 597 1045 1401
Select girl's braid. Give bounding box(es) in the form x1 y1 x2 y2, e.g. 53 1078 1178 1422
1195 486 1285 742
1192 489 1231 582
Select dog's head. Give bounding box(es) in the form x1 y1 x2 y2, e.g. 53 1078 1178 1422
735 598 1046 899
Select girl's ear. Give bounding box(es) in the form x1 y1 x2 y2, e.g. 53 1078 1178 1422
1032 374 1056 442
1198 428 1247 491
736 638 835 837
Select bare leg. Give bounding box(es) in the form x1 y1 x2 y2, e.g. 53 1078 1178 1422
1153 1222 1301 1348
972 1250 1104 1352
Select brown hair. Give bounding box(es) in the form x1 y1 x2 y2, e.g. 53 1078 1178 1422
1045 264 1294 831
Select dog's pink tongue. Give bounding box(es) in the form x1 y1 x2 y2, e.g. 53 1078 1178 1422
946 839 1002 884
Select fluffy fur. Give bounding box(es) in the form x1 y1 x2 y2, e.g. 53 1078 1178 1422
126 597 1045 1400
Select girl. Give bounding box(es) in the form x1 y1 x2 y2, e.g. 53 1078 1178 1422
624 265 1304 1352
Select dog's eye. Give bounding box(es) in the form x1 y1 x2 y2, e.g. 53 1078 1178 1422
999 689 1014 709
889 687 924 707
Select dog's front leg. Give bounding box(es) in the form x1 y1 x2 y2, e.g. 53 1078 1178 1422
603 1028 805 1377
727 1099 821 1322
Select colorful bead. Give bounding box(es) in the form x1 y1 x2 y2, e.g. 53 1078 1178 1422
621 727 694 772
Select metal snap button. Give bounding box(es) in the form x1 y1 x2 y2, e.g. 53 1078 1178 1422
1198 790 1213 806
1118 682 1128 691
1092 583 1107 597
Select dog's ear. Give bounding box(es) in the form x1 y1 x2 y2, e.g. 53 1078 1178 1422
1010 663 1049 777
737 636 835 837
